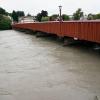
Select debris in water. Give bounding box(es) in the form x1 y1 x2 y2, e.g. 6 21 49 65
94 96 99 100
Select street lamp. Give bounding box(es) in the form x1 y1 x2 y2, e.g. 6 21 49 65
58 5 62 21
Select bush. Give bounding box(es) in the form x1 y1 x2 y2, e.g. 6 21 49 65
62 14 70 21
41 17 49 22
73 8 84 20
0 15 11 30
49 14 59 21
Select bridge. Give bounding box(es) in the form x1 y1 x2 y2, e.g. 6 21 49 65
12 21 100 44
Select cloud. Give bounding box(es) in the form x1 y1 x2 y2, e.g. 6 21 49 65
0 0 99 15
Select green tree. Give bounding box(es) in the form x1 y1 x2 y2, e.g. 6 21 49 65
12 10 18 22
0 7 7 15
17 11 25 17
36 10 48 22
41 10 48 17
62 14 70 21
95 13 100 19
11 10 25 22
73 8 84 20
0 14 11 30
87 13 94 20
49 14 59 21
87 13 100 20
8 13 12 17
36 13 42 22
41 17 49 21
0 14 3 20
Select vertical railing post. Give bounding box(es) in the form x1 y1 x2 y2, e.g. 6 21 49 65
58 5 62 37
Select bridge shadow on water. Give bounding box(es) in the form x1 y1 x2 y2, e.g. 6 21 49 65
16 29 100 57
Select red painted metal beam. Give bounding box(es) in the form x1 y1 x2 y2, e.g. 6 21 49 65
12 21 100 44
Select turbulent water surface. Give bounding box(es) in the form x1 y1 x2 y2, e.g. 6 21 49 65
0 30 100 100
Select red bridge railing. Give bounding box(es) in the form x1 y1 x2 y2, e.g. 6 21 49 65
12 21 100 44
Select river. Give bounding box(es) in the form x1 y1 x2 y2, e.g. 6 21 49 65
0 30 100 100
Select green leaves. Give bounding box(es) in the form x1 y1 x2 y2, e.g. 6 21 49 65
0 7 8 15
62 14 70 21
73 8 84 20
11 10 25 22
36 10 48 22
0 15 11 30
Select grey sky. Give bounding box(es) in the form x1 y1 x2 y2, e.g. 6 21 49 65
0 0 100 15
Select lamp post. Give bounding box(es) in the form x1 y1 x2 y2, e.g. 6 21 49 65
58 5 62 21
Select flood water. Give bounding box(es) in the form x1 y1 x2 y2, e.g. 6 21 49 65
0 30 100 100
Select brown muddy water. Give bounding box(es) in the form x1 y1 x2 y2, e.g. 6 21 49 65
0 30 100 100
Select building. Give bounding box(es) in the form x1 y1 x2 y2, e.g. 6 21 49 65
18 16 36 23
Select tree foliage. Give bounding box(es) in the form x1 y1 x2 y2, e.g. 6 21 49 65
0 7 11 30
62 14 70 21
87 13 100 20
36 13 42 22
41 10 48 17
73 8 84 20
12 10 18 22
0 14 11 30
36 10 48 22
11 10 25 22
49 14 59 21
41 17 49 21
95 13 100 19
17 11 25 17
0 7 8 15
87 13 94 20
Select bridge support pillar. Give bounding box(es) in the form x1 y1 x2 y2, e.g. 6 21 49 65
63 37 79 46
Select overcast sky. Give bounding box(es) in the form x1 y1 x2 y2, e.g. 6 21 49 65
0 0 100 15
